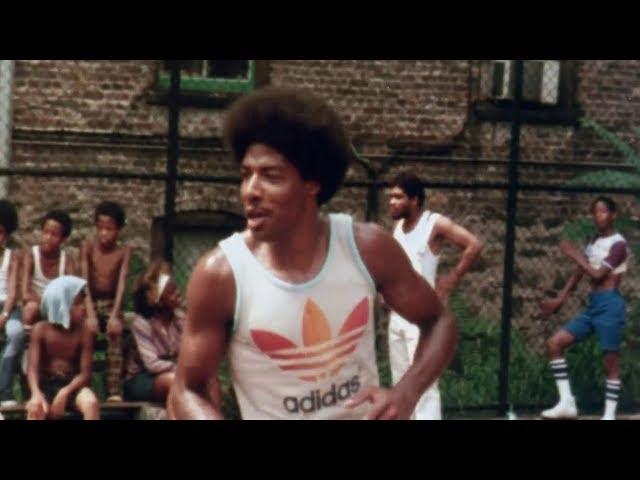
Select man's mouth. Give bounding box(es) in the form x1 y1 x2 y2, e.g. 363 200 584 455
246 210 270 230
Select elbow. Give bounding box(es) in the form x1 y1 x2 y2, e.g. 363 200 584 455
472 239 484 258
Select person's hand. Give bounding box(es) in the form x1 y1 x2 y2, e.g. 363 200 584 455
107 316 123 337
50 388 70 420
560 240 580 260
26 394 49 420
435 273 458 304
23 293 40 306
345 385 415 420
86 314 99 335
540 297 564 318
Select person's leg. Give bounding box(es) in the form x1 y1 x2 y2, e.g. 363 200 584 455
407 329 442 420
0 316 25 404
413 380 441 420
106 330 124 401
98 304 124 402
594 290 625 420
388 314 413 387
152 372 175 403
75 387 100 420
541 323 584 419
123 372 156 402
602 352 621 420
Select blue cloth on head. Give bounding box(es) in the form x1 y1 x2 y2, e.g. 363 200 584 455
40 276 87 330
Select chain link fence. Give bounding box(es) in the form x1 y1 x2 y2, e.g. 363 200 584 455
0 60 639 418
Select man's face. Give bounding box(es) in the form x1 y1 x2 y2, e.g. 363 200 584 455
592 201 616 231
40 219 66 255
240 143 319 241
388 186 415 221
95 215 121 248
70 292 87 328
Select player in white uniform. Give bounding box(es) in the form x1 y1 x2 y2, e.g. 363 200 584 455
168 87 458 420
387 173 483 420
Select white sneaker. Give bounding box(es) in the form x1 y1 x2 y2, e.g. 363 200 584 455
0 400 18 408
106 395 123 403
541 397 578 419
601 415 616 421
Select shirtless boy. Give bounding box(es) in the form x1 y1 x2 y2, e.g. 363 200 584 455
81 201 131 402
26 276 99 420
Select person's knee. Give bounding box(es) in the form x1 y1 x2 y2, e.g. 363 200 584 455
6 321 25 345
21 303 39 325
546 336 560 355
78 390 100 413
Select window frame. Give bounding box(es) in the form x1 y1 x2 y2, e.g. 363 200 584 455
157 60 256 95
474 60 581 125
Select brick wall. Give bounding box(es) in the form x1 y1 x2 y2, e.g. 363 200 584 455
5 60 640 353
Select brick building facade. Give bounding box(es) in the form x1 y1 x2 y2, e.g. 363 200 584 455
3 60 640 352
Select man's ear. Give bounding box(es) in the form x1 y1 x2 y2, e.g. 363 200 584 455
306 180 321 199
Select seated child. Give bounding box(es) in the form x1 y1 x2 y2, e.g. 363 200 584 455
22 210 75 328
124 261 183 404
26 276 99 420
80 201 131 402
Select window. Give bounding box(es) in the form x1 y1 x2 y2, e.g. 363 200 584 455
475 60 579 125
158 60 256 94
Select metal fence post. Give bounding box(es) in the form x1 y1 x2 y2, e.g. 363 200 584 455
498 59 523 417
164 61 181 263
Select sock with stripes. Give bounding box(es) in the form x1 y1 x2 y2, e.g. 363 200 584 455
550 358 573 402
603 379 621 420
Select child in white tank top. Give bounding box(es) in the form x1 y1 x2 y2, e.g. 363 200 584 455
21 210 75 329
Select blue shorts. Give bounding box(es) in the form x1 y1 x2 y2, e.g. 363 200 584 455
563 289 626 352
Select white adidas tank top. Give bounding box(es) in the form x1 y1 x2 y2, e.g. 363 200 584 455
0 248 12 302
32 245 66 296
393 211 441 287
219 213 380 420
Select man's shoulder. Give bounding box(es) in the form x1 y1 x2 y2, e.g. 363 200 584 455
352 220 390 246
33 321 51 337
192 245 235 283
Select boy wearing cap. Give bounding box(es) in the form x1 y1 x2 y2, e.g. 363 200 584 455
26 276 100 420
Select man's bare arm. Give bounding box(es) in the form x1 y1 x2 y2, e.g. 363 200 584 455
433 216 483 299
80 242 98 329
0 251 20 325
540 266 584 318
21 249 36 304
353 223 458 418
168 247 235 420
560 240 611 281
27 322 45 397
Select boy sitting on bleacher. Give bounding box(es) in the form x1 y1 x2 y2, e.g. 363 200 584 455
26 276 99 420
80 201 131 402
